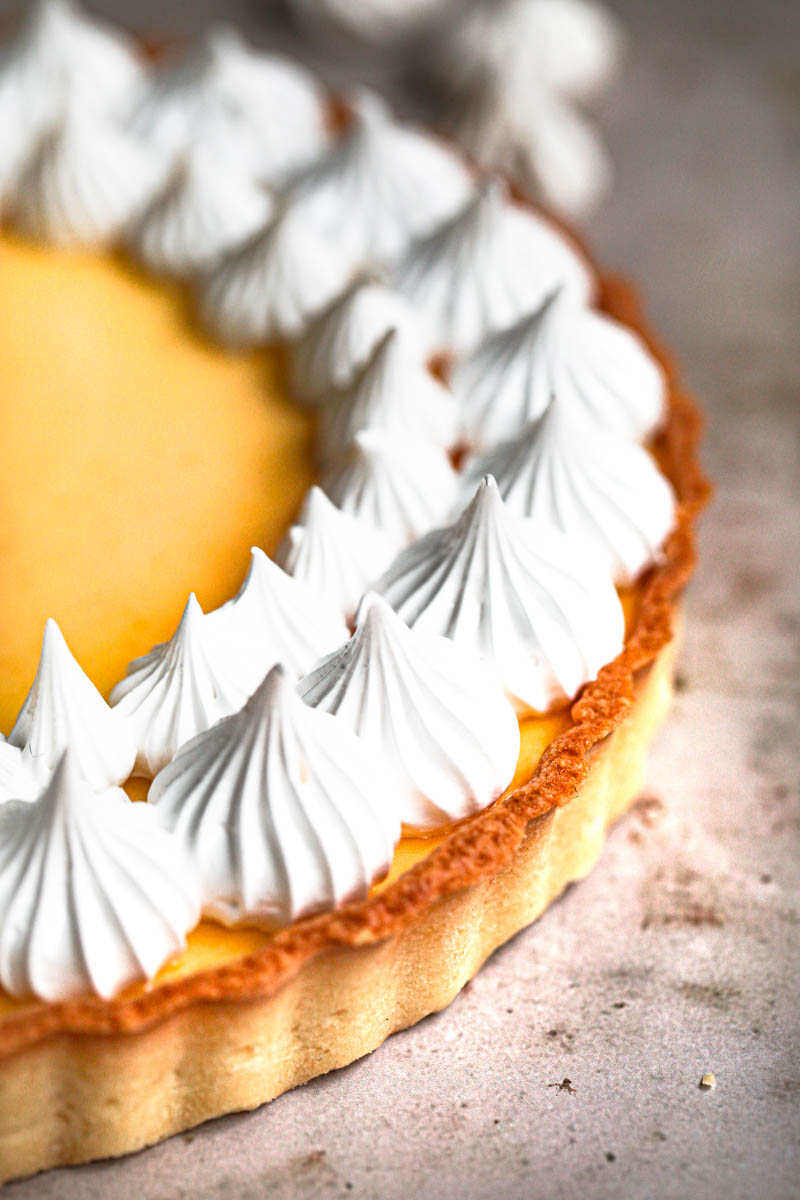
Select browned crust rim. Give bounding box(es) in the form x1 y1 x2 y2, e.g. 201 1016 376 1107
0 262 710 1058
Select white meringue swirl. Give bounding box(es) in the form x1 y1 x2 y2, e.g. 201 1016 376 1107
8 618 136 790
287 0 448 45
14 101 167 246
0 0 145 195
392 178 593 354
110 594 247 779
0 751 200 1001
463 401 676 584
322 428 459 545
285 89 472 269
317 328 458 467
438 0 624 105
199 204 355 345
376 475 625 712
452 289 667 447
150 664 400 926
127 145 274 277
290 278 423 407
300 593 520 830
454 79 612 220
127 25 328 185
206 548 350 693
278 487 398 619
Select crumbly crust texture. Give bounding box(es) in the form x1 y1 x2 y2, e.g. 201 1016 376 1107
0 269 710 1065
0 627 681 1180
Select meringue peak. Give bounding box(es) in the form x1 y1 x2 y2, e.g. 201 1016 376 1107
150 663 400 926
278 487 398 618
453 289 666 447
200 204 354 345
317 327 457 466
300 592 520 830
437 0 624 104
455 77 612 220
14 100 167 246
110 593 247 778
1 0 145 108
322 428 459 545
207 547 350 690
463 400 676 583
0 0 147 206
284 86 472 269
0 750 200 1001
392 178 593 354
128 144 273 276
8 618 136 789
290 278 423 406
128 24 327 184
376 474 625 712
151 592 206 668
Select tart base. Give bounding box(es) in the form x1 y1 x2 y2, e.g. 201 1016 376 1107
0 627 677 1183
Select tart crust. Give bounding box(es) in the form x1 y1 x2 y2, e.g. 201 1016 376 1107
0 271 708 1182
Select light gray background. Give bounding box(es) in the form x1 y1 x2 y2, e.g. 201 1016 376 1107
2 1 799 1197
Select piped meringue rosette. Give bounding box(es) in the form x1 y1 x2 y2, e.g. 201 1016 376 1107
0 0 146 204
376 475 625 713
392 178 594 355
290 278 424 406
110 594 247 779
452 70 613 221
299 593 520 831
462 400 676 585
322 428 460 545
316 328 458 467
150 665 401 926
433 0 624 106
451 288 666 448
126 24 329 185
9 618 136 790
127 144 274 277
283 89 473 270
200 203 355 345
13 100 168 247
278 487 398 619
0 752 200 1002
205 547 350 693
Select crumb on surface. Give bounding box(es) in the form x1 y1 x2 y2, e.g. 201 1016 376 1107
700 1072 717 1090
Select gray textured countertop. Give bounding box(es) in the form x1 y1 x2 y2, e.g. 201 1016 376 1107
3 1 799 1197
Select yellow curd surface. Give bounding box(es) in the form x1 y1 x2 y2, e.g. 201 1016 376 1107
0 232 637 1018
0 231 315 731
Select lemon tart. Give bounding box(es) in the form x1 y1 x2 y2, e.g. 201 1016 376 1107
0 2 708 1183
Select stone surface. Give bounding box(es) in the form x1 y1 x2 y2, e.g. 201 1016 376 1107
3 0 799 1197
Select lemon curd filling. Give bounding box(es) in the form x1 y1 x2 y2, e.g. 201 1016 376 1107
0 233 639 1017
0 231 315 730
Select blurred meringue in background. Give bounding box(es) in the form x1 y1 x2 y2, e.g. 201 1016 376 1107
286 0 451 47
280 0 625 219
